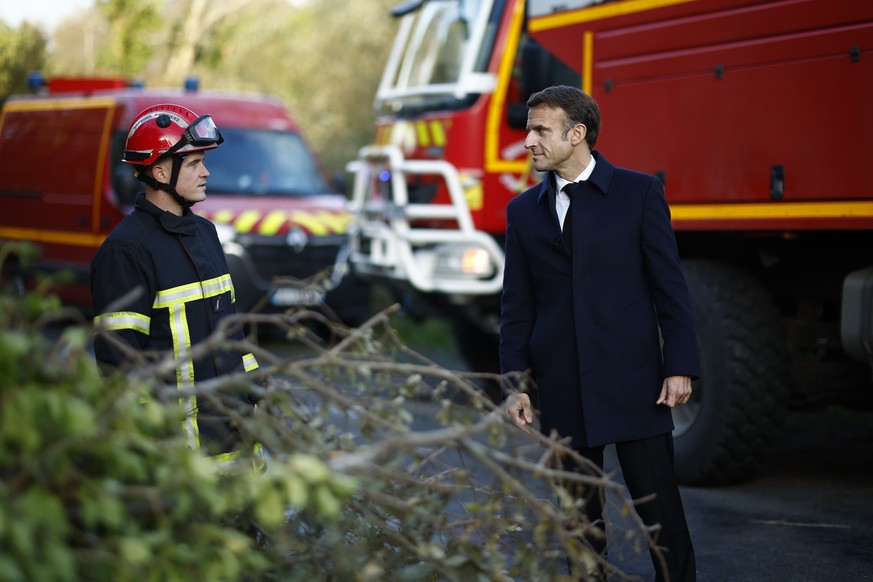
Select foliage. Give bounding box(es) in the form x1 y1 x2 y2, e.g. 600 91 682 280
0 250 658 580
95 0 161 77
191 0 399 179
0 21 48 96
0 285 354 581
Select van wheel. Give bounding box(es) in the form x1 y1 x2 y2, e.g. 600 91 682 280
674 259 788 485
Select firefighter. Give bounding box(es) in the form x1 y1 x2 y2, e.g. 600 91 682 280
91 103 260 459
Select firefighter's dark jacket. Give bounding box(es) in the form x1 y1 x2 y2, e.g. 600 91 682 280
91 193 259 455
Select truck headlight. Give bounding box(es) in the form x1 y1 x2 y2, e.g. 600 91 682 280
432 243 495 278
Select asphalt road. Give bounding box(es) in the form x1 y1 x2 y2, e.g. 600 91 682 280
615 404 873 582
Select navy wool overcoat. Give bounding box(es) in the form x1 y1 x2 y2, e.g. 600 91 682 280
499 152 701 448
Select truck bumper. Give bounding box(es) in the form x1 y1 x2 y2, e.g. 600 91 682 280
346 145 505 297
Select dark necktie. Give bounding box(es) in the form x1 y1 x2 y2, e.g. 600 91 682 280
561 182 580 252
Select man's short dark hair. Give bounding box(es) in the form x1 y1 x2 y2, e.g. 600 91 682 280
527 85 601 150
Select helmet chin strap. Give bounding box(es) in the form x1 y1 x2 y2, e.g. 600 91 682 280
135 155 195 208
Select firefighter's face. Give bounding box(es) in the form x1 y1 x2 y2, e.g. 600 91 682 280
172 152 210 203
524 105 586 180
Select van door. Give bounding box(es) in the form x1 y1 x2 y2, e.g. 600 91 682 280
0 97 116 269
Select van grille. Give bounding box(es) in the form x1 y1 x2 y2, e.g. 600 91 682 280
238 234 345 283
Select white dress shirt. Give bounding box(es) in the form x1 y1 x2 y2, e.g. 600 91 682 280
554 155 596 230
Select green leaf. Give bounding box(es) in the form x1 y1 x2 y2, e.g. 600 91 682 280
253 486 284 529
120 536 152 565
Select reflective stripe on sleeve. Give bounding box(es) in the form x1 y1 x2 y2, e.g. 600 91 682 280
242 352 259 372
94 311 151 335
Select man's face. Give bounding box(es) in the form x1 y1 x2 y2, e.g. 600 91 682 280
171 152 210 203
524 105 575 175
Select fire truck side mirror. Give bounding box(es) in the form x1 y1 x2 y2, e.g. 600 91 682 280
518 40 582 102
520 41 551 99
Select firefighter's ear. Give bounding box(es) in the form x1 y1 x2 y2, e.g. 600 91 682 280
151 160 170 184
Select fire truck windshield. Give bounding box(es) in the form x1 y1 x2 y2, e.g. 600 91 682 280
376 0 503 114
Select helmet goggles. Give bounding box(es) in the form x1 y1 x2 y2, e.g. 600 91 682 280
163 115 224 158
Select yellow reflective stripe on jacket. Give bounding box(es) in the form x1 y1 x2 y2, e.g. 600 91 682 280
168 302 195 388
153 273 235 309
94 311 151 334
243 352 259 372
150 274 248 453
167 300 196 449
213 442 266 473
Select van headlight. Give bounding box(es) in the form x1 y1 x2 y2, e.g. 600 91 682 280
214 222 237 245
432 243 495 278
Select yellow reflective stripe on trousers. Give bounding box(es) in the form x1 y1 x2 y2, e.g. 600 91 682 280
243 352 259 372
94 311 151 334
153 273 235 309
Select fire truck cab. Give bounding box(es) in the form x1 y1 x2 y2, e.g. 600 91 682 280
347 0 873 484
0 75 370 326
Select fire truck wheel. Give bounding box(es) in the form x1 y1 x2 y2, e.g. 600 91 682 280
0 257 27 296
673 259 789 485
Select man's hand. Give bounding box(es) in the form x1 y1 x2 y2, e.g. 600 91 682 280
505 392 533 430
656 375 692 408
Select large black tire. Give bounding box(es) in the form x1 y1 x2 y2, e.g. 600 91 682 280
0 256 27 296
674 259 789 485
452 323 504 403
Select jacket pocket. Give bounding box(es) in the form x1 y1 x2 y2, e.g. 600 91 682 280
212 291 232 314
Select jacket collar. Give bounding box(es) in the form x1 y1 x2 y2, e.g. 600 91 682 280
536 150 614 206
135 193 198 236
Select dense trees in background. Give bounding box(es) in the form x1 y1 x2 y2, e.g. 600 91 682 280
0 0 398 178
0 22 48 95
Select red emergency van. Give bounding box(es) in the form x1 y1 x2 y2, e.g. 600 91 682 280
0 76 370 325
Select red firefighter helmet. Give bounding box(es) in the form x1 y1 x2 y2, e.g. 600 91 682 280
122 103 223 166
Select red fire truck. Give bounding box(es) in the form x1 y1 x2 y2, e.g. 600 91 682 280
346 0 873 483
0 75 370 327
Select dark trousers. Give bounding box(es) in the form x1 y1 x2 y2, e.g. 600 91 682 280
567 433 696 582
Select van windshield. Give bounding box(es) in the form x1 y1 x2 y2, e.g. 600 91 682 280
203 128 330 196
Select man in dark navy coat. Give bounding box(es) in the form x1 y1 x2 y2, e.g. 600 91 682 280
500 85 699 581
